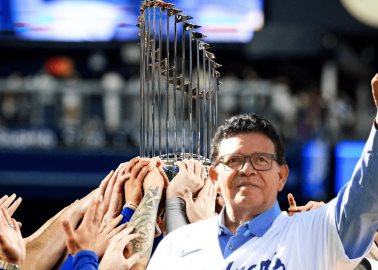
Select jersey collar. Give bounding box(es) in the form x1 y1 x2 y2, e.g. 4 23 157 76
218 201 282 237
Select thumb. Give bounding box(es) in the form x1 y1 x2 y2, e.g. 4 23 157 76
371 73 378 107
62 220 74 237
287 193 296 208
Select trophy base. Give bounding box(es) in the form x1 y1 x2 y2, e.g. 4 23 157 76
160 153 211 180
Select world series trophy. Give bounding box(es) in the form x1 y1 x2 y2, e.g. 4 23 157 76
138 0 222 179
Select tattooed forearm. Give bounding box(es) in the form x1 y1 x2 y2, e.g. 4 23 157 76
128 185 163 268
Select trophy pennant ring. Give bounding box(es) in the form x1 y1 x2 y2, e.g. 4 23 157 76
138 0 221 177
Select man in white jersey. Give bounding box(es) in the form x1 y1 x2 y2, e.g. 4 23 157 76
146 74 378 270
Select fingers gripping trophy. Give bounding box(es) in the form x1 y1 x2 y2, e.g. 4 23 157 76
138 0 221 179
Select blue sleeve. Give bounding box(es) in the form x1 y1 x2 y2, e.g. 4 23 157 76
59 254 73 270
72 250 98 270
120 207 135 224
335 124 378 258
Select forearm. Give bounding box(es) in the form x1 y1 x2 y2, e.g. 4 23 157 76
23 206 69 270
128 185 163 270
165 197 189 233
23 201 85 270
336 123 378 258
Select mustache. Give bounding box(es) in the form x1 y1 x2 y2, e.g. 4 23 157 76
235 180 260 188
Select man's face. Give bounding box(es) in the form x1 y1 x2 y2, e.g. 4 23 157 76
212 132 288 216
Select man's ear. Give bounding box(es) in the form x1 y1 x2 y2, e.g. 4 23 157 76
208 166 218 181
209 166 221 193
277 164 289 192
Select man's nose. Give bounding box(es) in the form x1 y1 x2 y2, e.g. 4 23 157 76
239 158 256 175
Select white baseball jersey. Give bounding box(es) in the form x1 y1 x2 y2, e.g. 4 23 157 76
147 199 370 270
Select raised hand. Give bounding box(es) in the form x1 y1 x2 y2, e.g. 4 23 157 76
98 170 115 199
99 226 142 270
95 214 127 258
143 158 166 191
0 208 25 265
124 159 165 270
103 168 128 223
182 178 217 223
0 194 22 217
287 193 324 216
167 159 206 199
101 170 119 217
124 157 153 207
62 196 104 255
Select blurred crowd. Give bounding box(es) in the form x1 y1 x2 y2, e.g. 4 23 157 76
0 58 373 152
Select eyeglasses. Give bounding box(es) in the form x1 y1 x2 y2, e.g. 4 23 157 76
216 153 277 171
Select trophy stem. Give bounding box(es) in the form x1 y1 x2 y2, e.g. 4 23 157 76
165 8 170 162
158 6 163 158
